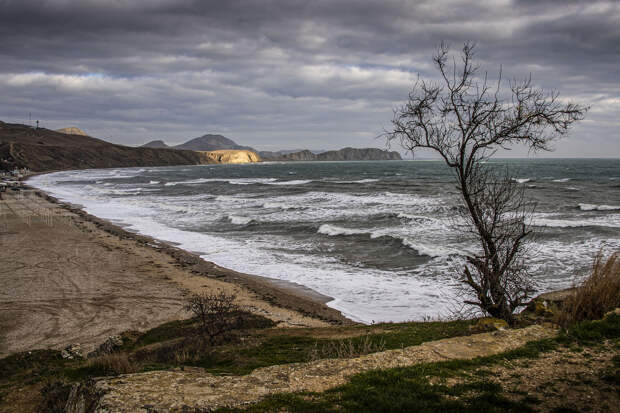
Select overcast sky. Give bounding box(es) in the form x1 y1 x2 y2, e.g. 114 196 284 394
1 0 618 156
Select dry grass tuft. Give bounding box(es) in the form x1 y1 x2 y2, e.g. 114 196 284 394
309 334 386 361
558 251 620 326
88 353 138 375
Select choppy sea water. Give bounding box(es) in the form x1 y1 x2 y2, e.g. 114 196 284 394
29 159 620 323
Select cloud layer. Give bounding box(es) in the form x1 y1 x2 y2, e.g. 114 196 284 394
1 0 618 155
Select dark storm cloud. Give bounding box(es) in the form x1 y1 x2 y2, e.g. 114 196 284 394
0 0 618 155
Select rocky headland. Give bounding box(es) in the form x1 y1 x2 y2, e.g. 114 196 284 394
260 147 402 161
200 149 261 164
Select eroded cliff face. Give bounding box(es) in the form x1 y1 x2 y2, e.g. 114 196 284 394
56 126 89 136
200 149 261 164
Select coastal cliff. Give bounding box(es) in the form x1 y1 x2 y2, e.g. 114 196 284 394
56 126 90 136
201 149 261 164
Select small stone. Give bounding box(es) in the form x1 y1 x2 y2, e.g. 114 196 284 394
88 335 124 358
603 308 620 319
61 343 83 359
475 317 509 331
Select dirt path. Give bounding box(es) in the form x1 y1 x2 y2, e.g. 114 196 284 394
0 190 334 358
90 324 557 412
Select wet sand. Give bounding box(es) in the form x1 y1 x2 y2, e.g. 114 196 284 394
0 188 351 358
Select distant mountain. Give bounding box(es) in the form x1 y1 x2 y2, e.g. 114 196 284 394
56 126 89 136
174 134 256 152
141 140 170 148
261 147 402 161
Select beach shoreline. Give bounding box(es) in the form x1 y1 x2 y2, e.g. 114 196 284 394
0 183 352 358
31 187 345 313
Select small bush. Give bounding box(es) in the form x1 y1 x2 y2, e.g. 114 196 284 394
185 291 242 345
558 251 620 326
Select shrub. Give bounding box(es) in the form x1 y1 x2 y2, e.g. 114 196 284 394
558 251 620 326
185 291 242 345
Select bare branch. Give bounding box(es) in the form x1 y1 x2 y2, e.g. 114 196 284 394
385 42 586 324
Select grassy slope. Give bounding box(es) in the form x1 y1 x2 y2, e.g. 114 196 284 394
0 314 476 411
216 314 620 413
1 313 618 412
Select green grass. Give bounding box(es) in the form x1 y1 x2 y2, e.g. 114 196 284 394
125 318 477 376
214 314 620 412
129 317 198 349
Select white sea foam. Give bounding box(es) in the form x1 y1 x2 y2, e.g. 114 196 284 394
317 224 455 257
165 177 277 186
266 179 312 185
228 215 255 225
533 214 620 228
329 178 380 184
262 202 299 210
230 178 277 185
553 178 571 182
578 203 620 211
513 178 531 184
318 224 367 237
149 180 160 184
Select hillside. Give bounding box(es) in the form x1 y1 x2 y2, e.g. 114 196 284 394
0 121 211 172
262 147 402 161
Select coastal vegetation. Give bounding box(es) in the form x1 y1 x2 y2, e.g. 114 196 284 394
557 251 620 326
1 308 617 411
216 313 620 413
386 42 587 323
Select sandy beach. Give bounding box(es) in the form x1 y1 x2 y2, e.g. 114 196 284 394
0 187 350 358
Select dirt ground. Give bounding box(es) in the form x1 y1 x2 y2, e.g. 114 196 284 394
0 189 341 358
448 340 620 413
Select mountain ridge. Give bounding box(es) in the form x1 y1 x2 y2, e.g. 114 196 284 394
144 134 401 161
261 147 402 161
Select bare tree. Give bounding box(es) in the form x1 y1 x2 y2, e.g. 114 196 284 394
185 291 241 344
386 42 587 323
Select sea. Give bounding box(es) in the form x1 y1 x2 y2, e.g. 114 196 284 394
28 159 620 323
